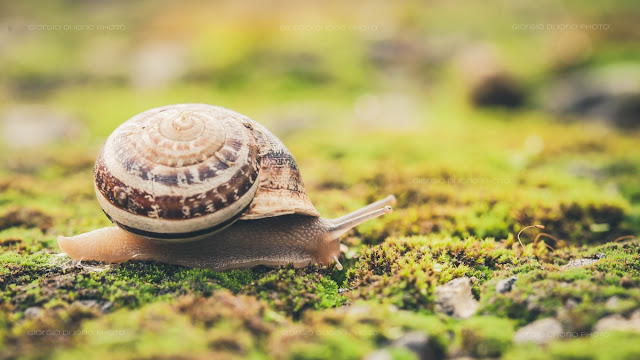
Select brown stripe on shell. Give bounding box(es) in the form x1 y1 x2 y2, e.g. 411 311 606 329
118 142 243 186
104 201 252 240
94 144 260 220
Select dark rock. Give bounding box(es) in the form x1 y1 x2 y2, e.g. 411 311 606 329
392 331 442 360
469 73 525 108
526 295 541 313
364 332 444 360
496 276 518 294
435 277 478 318
620 276 634 288
541 64 640 128
457 43 526 109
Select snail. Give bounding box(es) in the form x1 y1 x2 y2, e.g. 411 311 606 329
58 104 395 271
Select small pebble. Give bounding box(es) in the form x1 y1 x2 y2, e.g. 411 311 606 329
435 277 478 319
496 275 518 294
363 350 392 360
605 296 620 310
24 307 43 319
564 298 579 309
561 258 598 270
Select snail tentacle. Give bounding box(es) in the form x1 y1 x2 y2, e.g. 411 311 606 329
327 203 393 240
330 195 396 225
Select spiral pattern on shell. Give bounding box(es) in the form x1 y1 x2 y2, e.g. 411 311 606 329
94 104 262 241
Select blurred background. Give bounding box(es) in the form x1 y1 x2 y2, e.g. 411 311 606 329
0 0 639 243
2 0 638 139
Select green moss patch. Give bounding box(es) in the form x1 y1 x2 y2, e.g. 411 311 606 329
346 236 518 311
480 240 640 329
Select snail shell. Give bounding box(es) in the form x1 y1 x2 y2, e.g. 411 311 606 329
58 103 395 270
94 104 319 241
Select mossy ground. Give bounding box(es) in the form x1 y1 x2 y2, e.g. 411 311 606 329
2 0 640 359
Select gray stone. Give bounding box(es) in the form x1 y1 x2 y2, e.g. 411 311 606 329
1 106 86 148
77 300 98 308
435 277 478 319
513 318 563 344
24 307 43 319
100 301 114 313
496 275 518 294
594 311 640 333
541 64 640 129
561 258 598 270
73 300 113 313
363 349 392 360
605 296 620 311
564 298 579 310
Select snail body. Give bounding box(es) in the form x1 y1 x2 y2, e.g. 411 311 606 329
58 104 394 270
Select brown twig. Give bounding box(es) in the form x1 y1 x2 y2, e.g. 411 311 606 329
517 224 545 264
613 235 637 243
533 232 560 252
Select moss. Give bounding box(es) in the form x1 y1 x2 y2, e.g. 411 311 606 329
247 266 346 319
479 240 640 329
2 301 102 359
0 257 255 314
21 293 450 360
0 289 281 359
504 332 640 360
512 202 627 245
346 236 519 311
275 302 448 360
